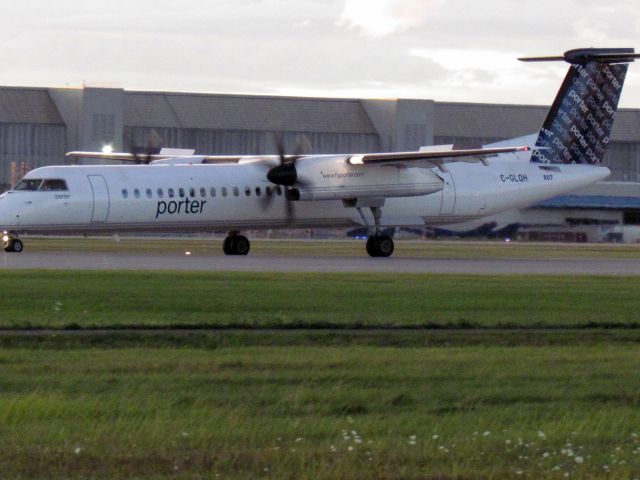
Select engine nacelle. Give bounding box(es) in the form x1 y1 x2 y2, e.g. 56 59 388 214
293 155 443 201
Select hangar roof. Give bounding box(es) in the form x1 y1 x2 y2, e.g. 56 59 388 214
124 92 378 134
433 102 640 142
0 87 64 125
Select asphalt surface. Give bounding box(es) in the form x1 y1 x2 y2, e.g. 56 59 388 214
1 251 639 275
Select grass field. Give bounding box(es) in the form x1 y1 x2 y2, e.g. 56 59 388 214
2 345 640 479
0 271 639 330
17 236 640 259
2 269 640 478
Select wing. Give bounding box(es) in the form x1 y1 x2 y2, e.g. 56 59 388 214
65 151 244 164
348 146 530 171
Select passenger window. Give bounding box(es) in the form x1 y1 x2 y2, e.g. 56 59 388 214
168 188 175 198
244 187 251 197
221 187 228 197
276 186 282 196
233 187 239 197
14 179 42 191
266 186 272 196
255 187 262 196
210 187 216 197
134 189 140 199
189 187 195 198
146 188 153 198
200 187 206 198
122 189 128 199
179 188 185 198
40 179 68 191
157 188 164 199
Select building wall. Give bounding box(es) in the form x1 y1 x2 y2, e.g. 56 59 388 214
124 127 380 155
0 123 66 191
605 142 640 181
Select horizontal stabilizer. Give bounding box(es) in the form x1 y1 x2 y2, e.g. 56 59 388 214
519 48 640 64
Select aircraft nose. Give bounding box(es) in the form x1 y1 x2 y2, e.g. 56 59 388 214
0 196 18 230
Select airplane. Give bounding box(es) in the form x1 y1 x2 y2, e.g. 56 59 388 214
1 47 638 257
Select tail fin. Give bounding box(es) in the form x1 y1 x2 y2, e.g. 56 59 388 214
520 48 639 165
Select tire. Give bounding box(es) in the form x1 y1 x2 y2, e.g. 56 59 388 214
4 239 23 253
11 239 24 253
234 235 251 256
366 235 394 258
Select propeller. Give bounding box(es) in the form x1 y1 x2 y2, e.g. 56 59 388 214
262 133 311 222
131 129 164 164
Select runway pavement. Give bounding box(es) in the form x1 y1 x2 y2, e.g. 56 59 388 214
2 251 639 275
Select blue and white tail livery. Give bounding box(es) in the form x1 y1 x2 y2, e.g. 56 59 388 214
0 47 637 257
525 48 637 165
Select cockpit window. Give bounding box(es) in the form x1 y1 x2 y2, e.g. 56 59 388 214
13 179 42 191
39 179 68 191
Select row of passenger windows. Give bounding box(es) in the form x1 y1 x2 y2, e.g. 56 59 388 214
121 185 284 200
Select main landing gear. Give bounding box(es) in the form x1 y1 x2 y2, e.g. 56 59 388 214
357 206 395 258
2 233 23 253
222 233 251 256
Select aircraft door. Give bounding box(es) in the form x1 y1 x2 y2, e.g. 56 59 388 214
87 175 110 222
439 172 456 215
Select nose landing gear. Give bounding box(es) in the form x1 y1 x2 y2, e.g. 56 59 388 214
3 233 23 253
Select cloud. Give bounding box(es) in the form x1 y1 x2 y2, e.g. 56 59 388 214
337 0 439 36
0 0 638 106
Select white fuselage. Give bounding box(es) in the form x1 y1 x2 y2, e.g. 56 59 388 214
0 153 610 235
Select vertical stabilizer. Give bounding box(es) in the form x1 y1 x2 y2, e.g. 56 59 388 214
519 48 639 165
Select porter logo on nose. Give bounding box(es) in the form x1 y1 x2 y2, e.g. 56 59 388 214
155 198 207 218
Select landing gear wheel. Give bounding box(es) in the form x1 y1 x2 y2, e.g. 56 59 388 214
3 238 23 253
366 235 394 258
222 234 251 256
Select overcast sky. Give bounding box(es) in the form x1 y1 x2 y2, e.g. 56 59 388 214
1 0 639 106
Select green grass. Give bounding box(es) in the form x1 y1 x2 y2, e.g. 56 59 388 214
3 269 640 478
2 346 640 479
0 271 639 329
19 236 640 259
